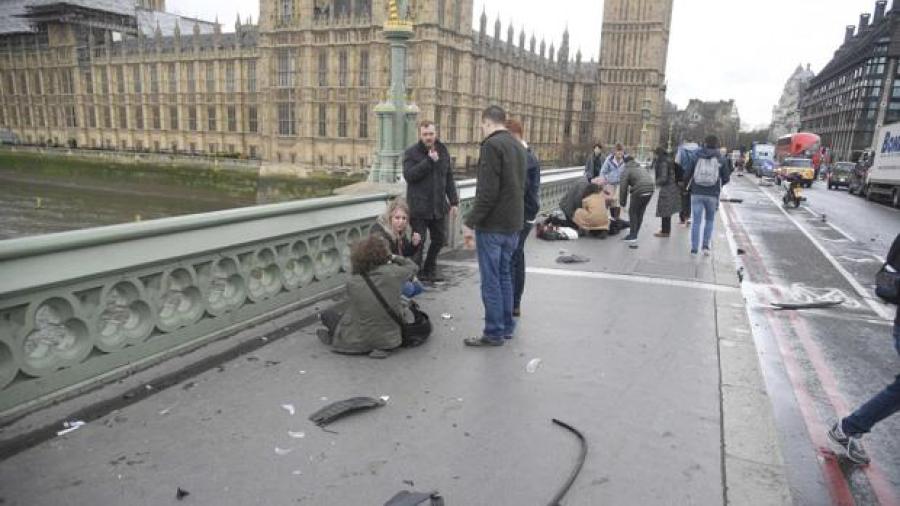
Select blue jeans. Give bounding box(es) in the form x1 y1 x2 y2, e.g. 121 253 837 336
403 280 424 298
511 223 533 310
476 230 519 339
842 320 900 435
690 194 719 251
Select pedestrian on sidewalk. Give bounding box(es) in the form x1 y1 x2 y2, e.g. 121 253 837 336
462 105 527 347
618 156 656 248
506 118 541 317
370 198 424 298
685 135 730 256
652 146 681 238
402 120 460 283
675 140 700 226
584 143 604 181
318 235 418 359
599 143 626 219
828 233 900 465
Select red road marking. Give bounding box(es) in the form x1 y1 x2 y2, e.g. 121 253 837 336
723 201 899 506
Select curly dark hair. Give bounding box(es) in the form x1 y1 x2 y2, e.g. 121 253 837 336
351 235 391 275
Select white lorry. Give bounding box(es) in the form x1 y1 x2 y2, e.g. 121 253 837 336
868 122 900 207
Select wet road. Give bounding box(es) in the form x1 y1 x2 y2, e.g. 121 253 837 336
721 174 899 505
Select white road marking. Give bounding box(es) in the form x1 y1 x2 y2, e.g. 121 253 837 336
439 260 739 293
801 206 858 242
757 187 893 321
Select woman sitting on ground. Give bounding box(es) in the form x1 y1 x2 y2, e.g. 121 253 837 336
318 235 418 359
573 183 612 238
370 198 424 297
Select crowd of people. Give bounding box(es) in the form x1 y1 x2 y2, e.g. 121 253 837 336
312 105 900 470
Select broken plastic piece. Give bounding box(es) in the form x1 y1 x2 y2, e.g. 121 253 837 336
384 490 445 506
380 395 391 402
288 431 306 439
440 313 453 320
176 487 190 500
308 397 386 427
275 447 294 456
281 404 296 416
556 254 590 264
549 418 588 506
772 299 844 310
57 420 85 436
526 358 543 373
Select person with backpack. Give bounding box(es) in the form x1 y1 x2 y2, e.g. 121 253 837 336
675 140 700 226
684 135 730 256
827 233 900 464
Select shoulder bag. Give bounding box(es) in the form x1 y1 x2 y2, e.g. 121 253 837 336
361 273 432 347
875 263 900 304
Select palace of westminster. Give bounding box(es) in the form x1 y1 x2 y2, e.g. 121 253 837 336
0 0 673 171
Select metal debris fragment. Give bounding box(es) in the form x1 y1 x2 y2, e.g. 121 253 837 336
308 397 387 427
57 420 85 436
281 404 296 416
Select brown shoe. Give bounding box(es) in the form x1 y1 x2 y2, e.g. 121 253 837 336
654 231 670 238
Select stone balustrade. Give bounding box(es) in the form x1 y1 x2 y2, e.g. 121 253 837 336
0 167 583 417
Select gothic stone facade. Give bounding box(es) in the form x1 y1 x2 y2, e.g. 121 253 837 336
0 0 673 172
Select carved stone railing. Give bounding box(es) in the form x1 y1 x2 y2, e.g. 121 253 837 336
0 167 583 417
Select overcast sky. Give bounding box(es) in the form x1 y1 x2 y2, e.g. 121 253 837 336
174 0 887 129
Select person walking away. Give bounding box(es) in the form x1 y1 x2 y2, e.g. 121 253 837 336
685 135 730 256
618 156 655 248
462 106 527 347
506 119 540 317
584 143 604 181
573 183 612 237
675 140 700 226
652 147 681 238
599 143 626 219
317 236 419 359
827 233 900 464
370 198 424 298
402 120 459 282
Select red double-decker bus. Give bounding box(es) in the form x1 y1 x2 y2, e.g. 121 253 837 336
775 133 822 165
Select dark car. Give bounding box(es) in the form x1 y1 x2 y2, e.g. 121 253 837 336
827 162 854 190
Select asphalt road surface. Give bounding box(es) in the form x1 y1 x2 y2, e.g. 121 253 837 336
722 174 900 505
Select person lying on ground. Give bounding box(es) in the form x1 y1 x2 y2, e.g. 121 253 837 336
317 235 418 359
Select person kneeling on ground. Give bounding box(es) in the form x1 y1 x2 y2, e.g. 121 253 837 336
370 198 424 298
573 183 612 238
318 235 418 359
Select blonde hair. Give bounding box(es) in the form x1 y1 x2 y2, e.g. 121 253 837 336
376 198 411 241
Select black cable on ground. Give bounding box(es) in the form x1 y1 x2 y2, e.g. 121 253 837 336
548 418 588 506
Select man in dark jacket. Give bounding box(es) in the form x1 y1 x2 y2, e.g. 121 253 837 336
618 156 656 247
463 106 526 347
828 233 900 465
584 143 604 181
506 118 540 316
684 135 730 255
402 120 459 282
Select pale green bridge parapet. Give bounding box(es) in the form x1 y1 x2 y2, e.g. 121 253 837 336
0 167 584 418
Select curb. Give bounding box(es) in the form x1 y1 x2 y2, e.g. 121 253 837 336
715 206 793 505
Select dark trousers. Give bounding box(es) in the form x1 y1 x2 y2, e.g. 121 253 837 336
627 193 653 239
411 216 447 275
679 189 692 223
511 223 533 310
842 321 900 435
661 216 672 234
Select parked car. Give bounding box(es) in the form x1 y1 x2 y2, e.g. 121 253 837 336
775 158 815 187
826 162 854 190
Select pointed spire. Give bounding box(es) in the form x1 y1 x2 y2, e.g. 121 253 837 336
494 14 501 41
214 15 221 35
173 20 181 41
576 47 582 64
507 22 514 46
549 42 555 62
480 6 487 29
530 33 536 53
539 38 545 58
518 27 525 50
235 13 242 32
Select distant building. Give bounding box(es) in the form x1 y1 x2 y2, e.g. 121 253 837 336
0 0 675 171
668 99 741 150
800 0 898 161
769 64 815 141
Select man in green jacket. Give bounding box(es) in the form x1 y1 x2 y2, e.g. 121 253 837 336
462 105 527 347
618 156 656 249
